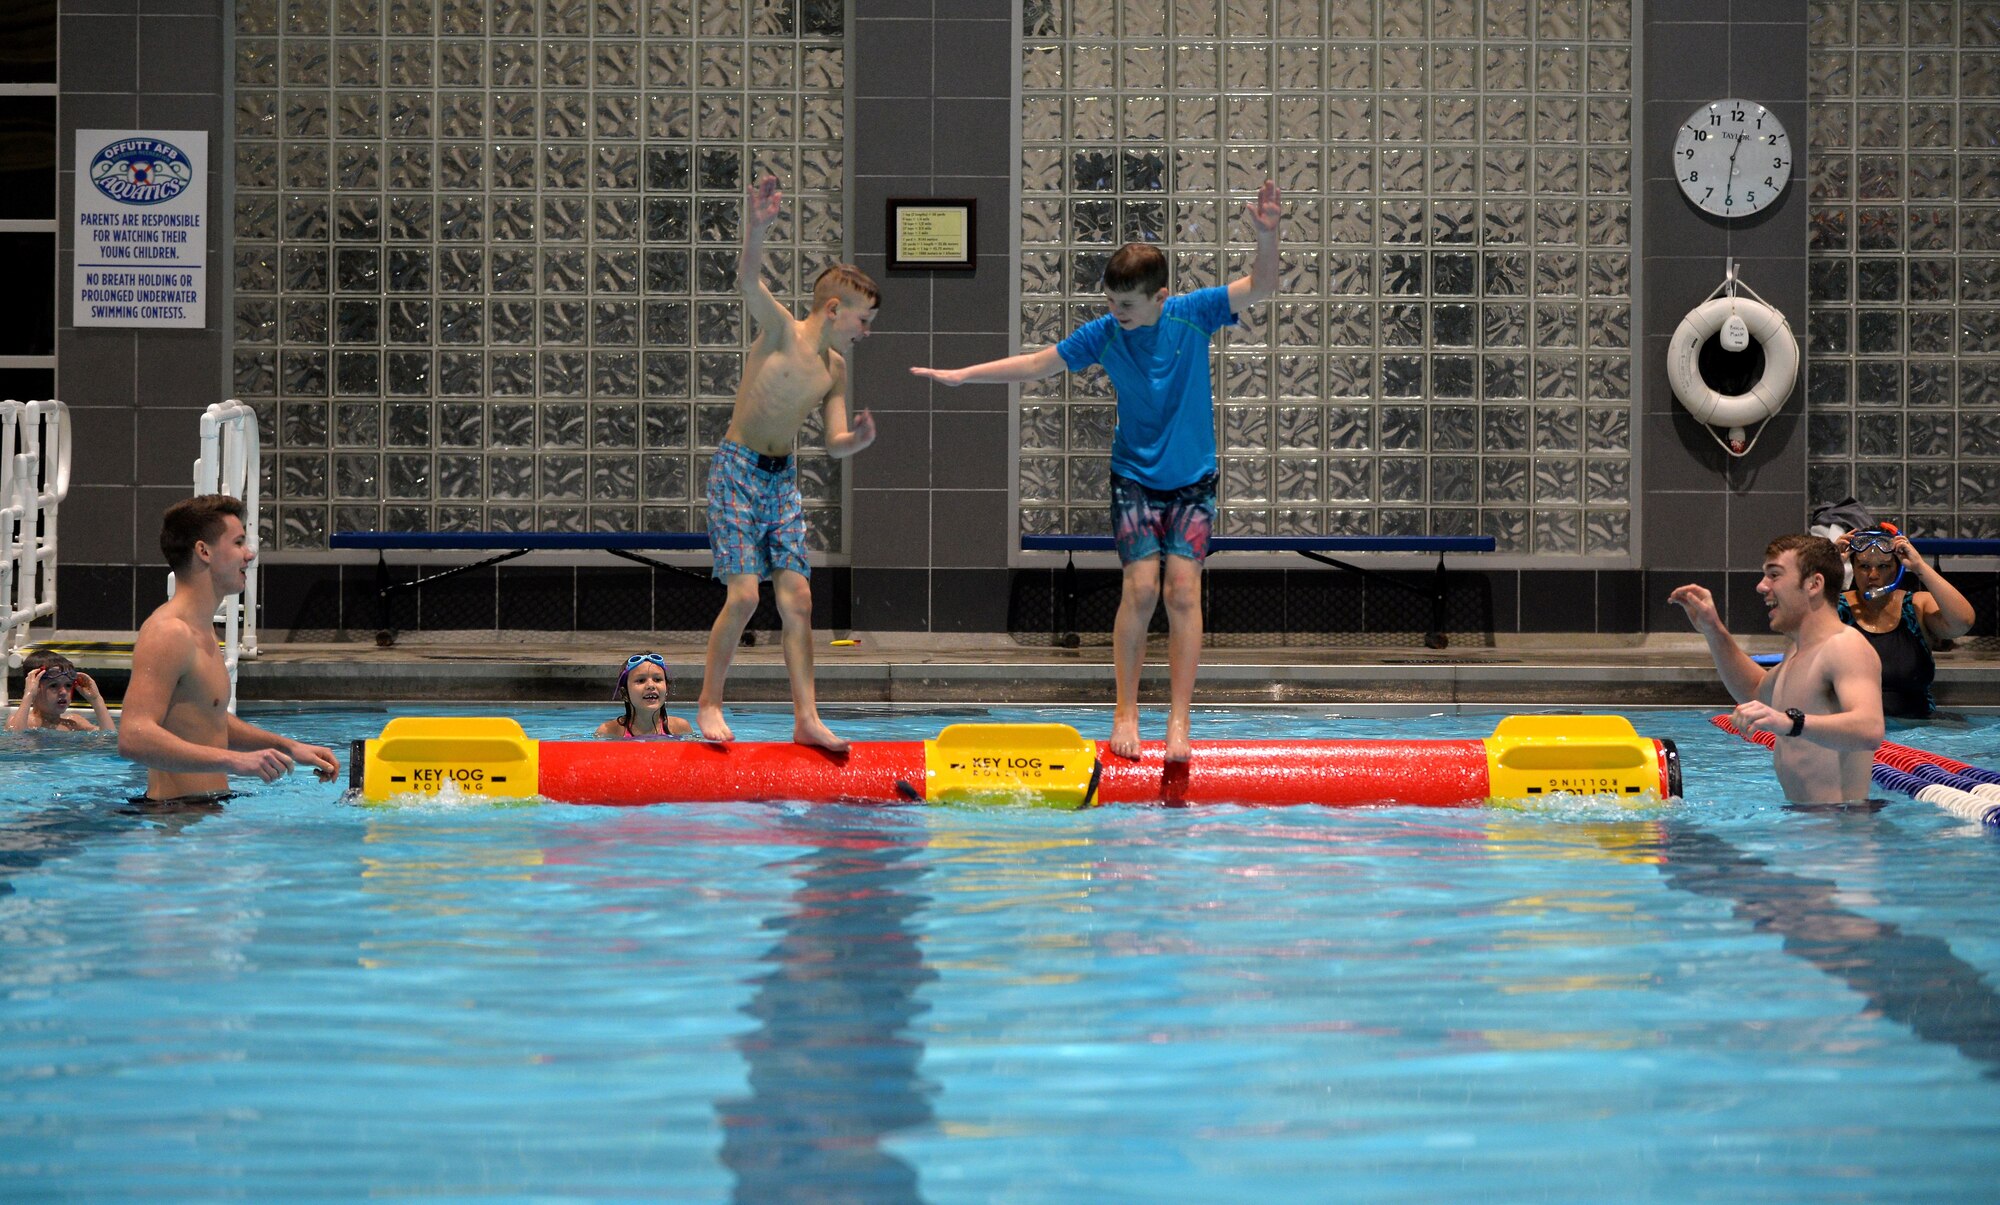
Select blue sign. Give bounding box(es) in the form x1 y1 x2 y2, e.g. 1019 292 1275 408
87 137 194 206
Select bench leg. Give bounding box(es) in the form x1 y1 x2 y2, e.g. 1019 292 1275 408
1426 552 1450 650
1058 553 1080 649
373 552 395 647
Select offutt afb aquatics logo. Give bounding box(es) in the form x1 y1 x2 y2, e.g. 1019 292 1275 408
88 138 194 205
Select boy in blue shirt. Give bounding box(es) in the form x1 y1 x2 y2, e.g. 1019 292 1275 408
912 181 1283 761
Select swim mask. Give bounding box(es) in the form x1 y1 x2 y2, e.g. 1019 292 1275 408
1847 524 1899 555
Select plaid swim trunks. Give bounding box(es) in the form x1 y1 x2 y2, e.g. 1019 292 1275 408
706 440 810 581
1111 471 1216 565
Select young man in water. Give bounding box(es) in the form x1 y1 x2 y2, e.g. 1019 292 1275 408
1669 534 1884 804
118 495 339 800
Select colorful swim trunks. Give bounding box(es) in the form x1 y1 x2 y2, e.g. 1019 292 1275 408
707 440 811 581
1111 471 1216 565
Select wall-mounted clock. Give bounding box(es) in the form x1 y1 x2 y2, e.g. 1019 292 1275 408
1674 99 1791 218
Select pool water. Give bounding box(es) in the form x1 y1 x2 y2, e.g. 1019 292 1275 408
3 705 1998 1201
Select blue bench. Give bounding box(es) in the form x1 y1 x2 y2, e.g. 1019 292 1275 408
1021 534 1498 650
1912 538 2000 558
330 531 712 645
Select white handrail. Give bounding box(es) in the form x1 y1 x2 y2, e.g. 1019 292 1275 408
1 398 72 668
190 399 261 710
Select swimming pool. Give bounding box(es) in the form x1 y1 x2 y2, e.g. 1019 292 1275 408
3 705 1998 1200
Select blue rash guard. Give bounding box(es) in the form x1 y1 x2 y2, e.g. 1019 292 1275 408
1056 285 1238 491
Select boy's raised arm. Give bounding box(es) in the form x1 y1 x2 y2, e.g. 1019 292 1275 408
739 175 792 335
911 345 1065 387
76 672 115 733
4 671 33 731
1228 179 1284 312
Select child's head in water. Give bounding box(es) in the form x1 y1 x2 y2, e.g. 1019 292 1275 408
9 649 115 733
604 652 681 738
24 651 80 722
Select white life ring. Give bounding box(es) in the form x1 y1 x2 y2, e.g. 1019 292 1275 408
1668 293 1798 456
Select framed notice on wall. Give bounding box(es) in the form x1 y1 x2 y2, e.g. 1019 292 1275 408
887 198 976 271
73 129 208 329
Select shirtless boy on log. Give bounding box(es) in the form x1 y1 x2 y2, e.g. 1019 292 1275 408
697 175 878 751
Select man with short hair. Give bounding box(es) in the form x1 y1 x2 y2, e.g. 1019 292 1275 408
1670 534 1884 803
119 495 338 800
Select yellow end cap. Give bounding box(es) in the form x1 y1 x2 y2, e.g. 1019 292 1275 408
923 723 1100 809
1484 714 1663 802
361 716 540 802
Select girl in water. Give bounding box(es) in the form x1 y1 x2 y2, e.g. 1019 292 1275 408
1835 525 1977 718
595 653 693 738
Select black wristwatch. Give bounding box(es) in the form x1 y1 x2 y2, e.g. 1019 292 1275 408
1785 708 1806 737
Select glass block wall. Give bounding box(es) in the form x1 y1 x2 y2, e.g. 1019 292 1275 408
1806 0 2000 539
1016 0 1635 554
230 0 848 551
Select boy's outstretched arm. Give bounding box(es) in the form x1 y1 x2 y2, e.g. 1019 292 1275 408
910 346 1065 387
1227 179 1284 312
738 175 791 335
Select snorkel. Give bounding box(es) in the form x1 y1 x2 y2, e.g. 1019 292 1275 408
1850 524 1907 602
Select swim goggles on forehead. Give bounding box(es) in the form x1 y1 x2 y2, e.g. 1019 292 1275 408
614 652 668 696
40 666 77 689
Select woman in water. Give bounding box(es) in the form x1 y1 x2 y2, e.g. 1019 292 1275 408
1835 525 1977 718
595 653 693 738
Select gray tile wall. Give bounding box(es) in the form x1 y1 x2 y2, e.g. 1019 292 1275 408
1641 4 1810 634
55 0 228 618
848 0 1014 632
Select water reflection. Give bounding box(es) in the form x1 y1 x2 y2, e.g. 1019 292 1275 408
1649 819 2000 1077
718 808 936 1204
0 796 219 897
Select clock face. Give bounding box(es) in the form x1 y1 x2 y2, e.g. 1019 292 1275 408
1674 99 1792 218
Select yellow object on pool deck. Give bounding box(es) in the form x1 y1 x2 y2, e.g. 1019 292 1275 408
1483 714 1667 799
358 716 540 801
22 640 137 654
923 723 1100 809
830 639 858 646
